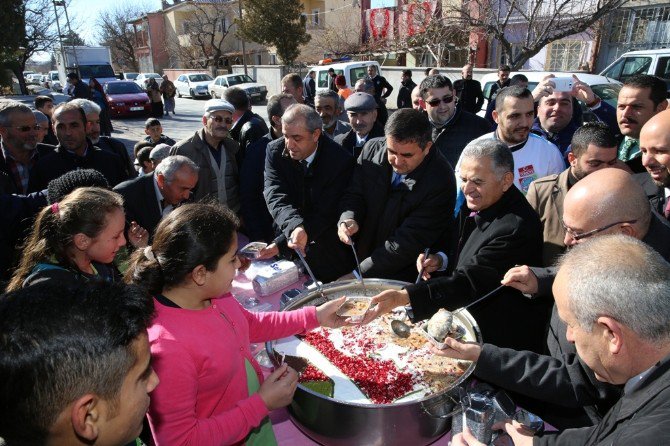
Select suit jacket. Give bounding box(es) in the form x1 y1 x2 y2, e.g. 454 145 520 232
453 78 485 114
634 172 666 216
240 132 276 243
535 353 670 445
96 136 136 179
405 186 550 352
432 105 491 169
334 123 385 158
526 169 570 267
397 79 417 109
113 173 162 237
338 138 456 282
28 141 129 192
229 110 268 167
264 135 354 282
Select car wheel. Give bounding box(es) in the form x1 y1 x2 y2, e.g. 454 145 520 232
177 89 182 98
190 88 195 98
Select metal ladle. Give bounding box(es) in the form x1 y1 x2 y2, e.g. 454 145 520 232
294 248 326 300
390 284 506 338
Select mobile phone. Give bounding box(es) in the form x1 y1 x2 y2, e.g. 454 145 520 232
552 77 573 92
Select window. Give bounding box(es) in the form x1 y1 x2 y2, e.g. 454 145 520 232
255 54 262 65
217 18 227 33
313 9 320 26
545 40 587 71
655 56 670 80
603 56 652 81
182 21 191 34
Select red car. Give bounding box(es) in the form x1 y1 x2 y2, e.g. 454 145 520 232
104 81 151 117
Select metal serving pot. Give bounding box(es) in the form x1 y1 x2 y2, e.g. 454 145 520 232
265 279 483 446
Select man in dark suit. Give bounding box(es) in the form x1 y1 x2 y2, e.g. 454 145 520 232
337 108 455 282
264 104 354 282
28 103 129 192
367 139 549 353
114 155 198 238
223 86 268 168
335 92 384 158
639 108 670 219
453 64 484 114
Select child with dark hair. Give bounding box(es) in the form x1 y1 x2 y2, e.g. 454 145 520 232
125 202 349 445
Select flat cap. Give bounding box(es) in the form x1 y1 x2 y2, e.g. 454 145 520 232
204 99 234 114
149 143 172 161
344 92 377 112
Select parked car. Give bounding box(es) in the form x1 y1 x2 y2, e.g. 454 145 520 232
135 73 163 90
600 49 670 96
48 71 62 92
122 72 139 81
478 71 622 121
209 74 268 102
174 73 214 99
104 81 151 117
26 73 43 85
311 60 381 91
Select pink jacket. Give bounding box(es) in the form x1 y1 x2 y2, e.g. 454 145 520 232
147 293 319 445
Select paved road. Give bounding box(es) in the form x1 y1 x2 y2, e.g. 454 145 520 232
111 97 269 155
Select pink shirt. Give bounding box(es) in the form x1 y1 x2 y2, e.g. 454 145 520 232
147 292 319 445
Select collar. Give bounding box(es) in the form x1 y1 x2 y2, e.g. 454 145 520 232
613 352 670 423
355 133 369 146
430 104 461 131
303 148 317 167
624 364 656 394
59 139 93 158
1 143 36 163
462 186 522 231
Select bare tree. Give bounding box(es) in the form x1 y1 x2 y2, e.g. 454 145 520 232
165 1 237 69
448 0 629 69
309 12 364 59
96 3 153 72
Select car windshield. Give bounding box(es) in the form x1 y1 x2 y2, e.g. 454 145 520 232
226 75 254 86
125 73 139 80
78 65 116 79
105 82 144 95
51 73 59 80
147 74 161 79
189 74 213 82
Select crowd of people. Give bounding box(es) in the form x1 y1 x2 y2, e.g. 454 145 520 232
1 63 670 446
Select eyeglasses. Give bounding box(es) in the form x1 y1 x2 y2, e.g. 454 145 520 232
562 219 637 241
209 115 233 124
12 125 41 132
426 95 454 107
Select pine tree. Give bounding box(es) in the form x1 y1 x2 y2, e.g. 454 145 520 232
236 0 311 66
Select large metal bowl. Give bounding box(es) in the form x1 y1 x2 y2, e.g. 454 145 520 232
265 279 482 446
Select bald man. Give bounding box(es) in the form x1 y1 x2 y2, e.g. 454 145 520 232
438 168 670 430
638 109 670 220
410 85 422 111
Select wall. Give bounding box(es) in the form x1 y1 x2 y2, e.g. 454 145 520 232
231 65 291 98
163 68 211 81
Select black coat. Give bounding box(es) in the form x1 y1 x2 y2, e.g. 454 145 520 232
264 135 354 282
230 110 268 167
635 172 666 217
113 173 162 238
397 79 416 109
240 132 276 243
96 136 136 179
28 141 129 192
535 353 670 445
334 123 385 158
405 186 550 352
338 138 456 282
453 78 485 114
432 105 491 169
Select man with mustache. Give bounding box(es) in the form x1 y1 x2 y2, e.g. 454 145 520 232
639 109 670 220
335 92 384 158
314 89 351 139
462 85 564 194
617 74 667 171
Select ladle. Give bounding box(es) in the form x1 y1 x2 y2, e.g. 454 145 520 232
294 249 326 300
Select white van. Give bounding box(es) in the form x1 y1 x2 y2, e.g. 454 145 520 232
600 49 670 90
311 61 381 90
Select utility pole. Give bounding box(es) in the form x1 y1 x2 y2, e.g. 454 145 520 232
53 1 79 75
238 0 248 75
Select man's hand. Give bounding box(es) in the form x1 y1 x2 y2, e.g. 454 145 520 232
416 253 442 280
571 74 598 105
360 289 411 324
288 227 308 255
429 337 482 361
531 74 556 101
257 243 279 260
338 220 359 245
315 296 353 328
501 265 539 295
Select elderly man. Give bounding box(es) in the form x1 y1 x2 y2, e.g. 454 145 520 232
335 92 384 158
367 139 548 352
419 74 490 168
466 86 564 194
70 98 135 179
314 89 351 139
222 86 268 166
264 104 354 282
0 281 159 446
460 235 670 446
33 110 48 144
453 64 485 114
530 75 617 157
29 102 128 191
241 93 297 244
337 108 455 282
149 143 171 169
114 155 198 238
527 122 619 266
411 85 422 111
170 99 240 211
354 77 388 126
639 109 670 219
0 101 53 194
617 74 667 169
281 73 305 104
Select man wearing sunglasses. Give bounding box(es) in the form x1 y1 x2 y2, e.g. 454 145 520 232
418 75 490 169
0 101 53 195
170 99 240 212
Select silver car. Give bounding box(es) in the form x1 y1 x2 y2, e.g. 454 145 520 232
135 73 163 90
209 74 268 103
174 73 214 99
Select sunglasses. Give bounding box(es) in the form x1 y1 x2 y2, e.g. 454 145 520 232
13 125 41 132
209 116 233 124
426 96 455 107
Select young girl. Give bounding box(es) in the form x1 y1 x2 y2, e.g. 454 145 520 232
7 187 130 291
125 203 347 446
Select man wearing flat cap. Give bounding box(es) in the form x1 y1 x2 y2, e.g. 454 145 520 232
335 92 385 158
170 99 240 211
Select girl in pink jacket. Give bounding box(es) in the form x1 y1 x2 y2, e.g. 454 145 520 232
126 203 347 445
